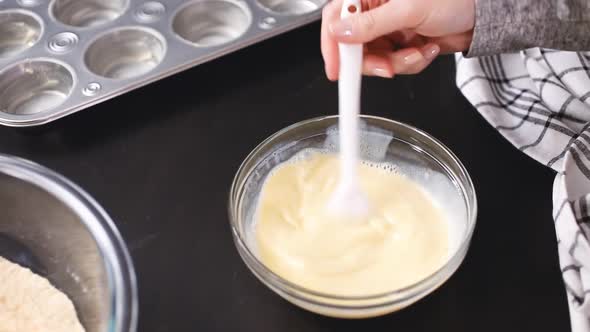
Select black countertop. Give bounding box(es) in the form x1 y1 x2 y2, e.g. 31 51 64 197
0 23 571 331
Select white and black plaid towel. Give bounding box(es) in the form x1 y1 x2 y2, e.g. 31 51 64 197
457 49 590 331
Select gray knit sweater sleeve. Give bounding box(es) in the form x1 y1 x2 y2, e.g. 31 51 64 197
466 0 590 57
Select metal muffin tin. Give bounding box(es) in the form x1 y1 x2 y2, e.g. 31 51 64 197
0 0 325 127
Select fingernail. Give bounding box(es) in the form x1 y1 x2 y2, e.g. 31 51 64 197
329 18 353 37
423 44 440 60
403 52 423 65
372 67 391 78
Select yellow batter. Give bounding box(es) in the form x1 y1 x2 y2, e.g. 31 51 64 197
255 152 449 296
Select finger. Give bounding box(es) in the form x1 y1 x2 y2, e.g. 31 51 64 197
391 43 440 75
366 37 393 52
362 52 394 78
387 31 470 54
388 30 429 49
429 31 473 54
328 0 426 44
360 0 388 12
386 30 420 46
321 0 343 81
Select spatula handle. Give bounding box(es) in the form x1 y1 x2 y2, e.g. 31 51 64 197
338 0 363 187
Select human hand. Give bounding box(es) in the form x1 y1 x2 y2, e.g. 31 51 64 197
321 0 475 80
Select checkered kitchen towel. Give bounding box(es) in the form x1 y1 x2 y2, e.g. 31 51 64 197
456 50 590 331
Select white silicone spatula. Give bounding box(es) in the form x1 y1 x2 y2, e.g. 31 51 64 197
328 0 369 217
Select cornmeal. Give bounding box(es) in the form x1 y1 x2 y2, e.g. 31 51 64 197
0 256 85 332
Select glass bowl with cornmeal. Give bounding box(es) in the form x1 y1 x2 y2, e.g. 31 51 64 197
0 155 137 332
229 115 477 318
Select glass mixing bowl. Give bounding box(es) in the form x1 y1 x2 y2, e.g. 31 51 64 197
229 115 477 318
0 154 137 331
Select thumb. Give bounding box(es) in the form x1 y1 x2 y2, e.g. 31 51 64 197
328 0 424 44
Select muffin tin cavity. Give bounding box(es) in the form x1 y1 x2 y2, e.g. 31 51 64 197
84 27 166 79
0 10 42 58
173 1 251 47
51 0 128 28
258 0 326 15
0 60 74 115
